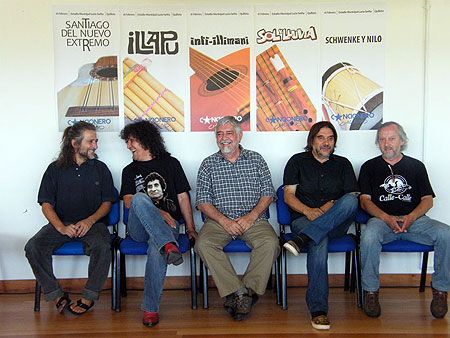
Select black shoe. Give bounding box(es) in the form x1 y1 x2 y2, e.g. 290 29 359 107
283 234 307 256
234 294 253 321
363 290 381 318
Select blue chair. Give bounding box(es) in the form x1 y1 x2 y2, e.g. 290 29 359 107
199 209 280 309
114 201 197 312
34 188 120 311
276 186 361 310
355 208 433 301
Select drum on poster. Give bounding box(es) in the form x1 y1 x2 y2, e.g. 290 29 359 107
322 62 383 130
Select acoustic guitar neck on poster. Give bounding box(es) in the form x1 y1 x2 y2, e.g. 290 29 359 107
189 47 250 130
58 56 119 117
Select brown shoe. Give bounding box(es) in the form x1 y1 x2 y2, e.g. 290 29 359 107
311 314 331 330
223 294 237 317
234 294 253 321
363 290 381 318
430 287 448 318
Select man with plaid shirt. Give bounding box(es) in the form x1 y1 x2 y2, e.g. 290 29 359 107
195 116 280 321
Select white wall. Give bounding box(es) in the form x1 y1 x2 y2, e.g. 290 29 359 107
0 0 448 281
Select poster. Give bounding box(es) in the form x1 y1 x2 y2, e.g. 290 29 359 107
120 7 187 132
320 3 386 130
53 7 120 132
188 7 252 132
52 3 386 132
255 5 319 132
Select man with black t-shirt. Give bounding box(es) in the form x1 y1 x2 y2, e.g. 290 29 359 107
119 121 196 328
282 121 359 330
359 121 449 319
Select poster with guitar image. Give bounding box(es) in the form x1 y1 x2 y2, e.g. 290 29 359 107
188 7 252 132
53 7 120 132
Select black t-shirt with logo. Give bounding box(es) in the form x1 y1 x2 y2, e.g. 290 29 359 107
120 156 190 222
358 155 435 216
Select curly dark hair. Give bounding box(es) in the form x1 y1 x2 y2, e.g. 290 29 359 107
304 121 338 152
120 121 170 159
56 122 97 168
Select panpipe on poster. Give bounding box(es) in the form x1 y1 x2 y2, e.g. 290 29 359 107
256 45 316 131
322 62 383 130
190 47 250 131
58 56 119 117
123 57 184 132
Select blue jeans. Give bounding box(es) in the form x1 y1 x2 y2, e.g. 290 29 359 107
127 193 180 313
290 193 358 314
361 215 450 292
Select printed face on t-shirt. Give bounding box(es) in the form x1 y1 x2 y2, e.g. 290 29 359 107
146 179 163 200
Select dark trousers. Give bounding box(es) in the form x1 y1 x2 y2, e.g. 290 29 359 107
25 222 111 301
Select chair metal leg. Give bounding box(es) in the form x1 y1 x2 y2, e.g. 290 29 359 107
120 252 127 297
281 247 288 310
115 250 121 312
201 260 209 309
34 280 41 312
350 250 356 293
344 251 350 291
420 252 429 292
111 246 116 311
275 256 281 305
190 247 197 310
355 245 362 308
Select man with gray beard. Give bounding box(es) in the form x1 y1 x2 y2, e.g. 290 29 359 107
195 116 280 321
359 121 449 319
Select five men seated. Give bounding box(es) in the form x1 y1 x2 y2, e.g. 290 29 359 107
25 118 448 327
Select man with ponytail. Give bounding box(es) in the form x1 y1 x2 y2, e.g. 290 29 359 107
25 122 115 316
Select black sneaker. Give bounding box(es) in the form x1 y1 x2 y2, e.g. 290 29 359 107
283 240 301 256
363 290 381 318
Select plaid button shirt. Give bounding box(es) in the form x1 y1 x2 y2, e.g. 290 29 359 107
195 147 275 221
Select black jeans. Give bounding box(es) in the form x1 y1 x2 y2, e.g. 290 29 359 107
25 222 111 301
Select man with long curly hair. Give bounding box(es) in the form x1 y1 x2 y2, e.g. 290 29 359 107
25 122 115 316
119 121 197 328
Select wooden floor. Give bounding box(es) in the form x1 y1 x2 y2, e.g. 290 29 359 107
0 287 448 337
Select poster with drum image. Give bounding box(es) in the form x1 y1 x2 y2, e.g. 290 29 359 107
320 2 386 131
321 61 383 130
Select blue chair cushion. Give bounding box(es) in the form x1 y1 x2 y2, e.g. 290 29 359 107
382 240 433 252
53 233 116 256
223 239 251 253
282 233 356 253
119 234 190 255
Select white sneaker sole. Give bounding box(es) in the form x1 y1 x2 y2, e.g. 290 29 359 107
283 242 299 256
311 321 331 330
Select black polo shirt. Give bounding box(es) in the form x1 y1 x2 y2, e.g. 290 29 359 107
38 159 115 225
283 151 358 221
